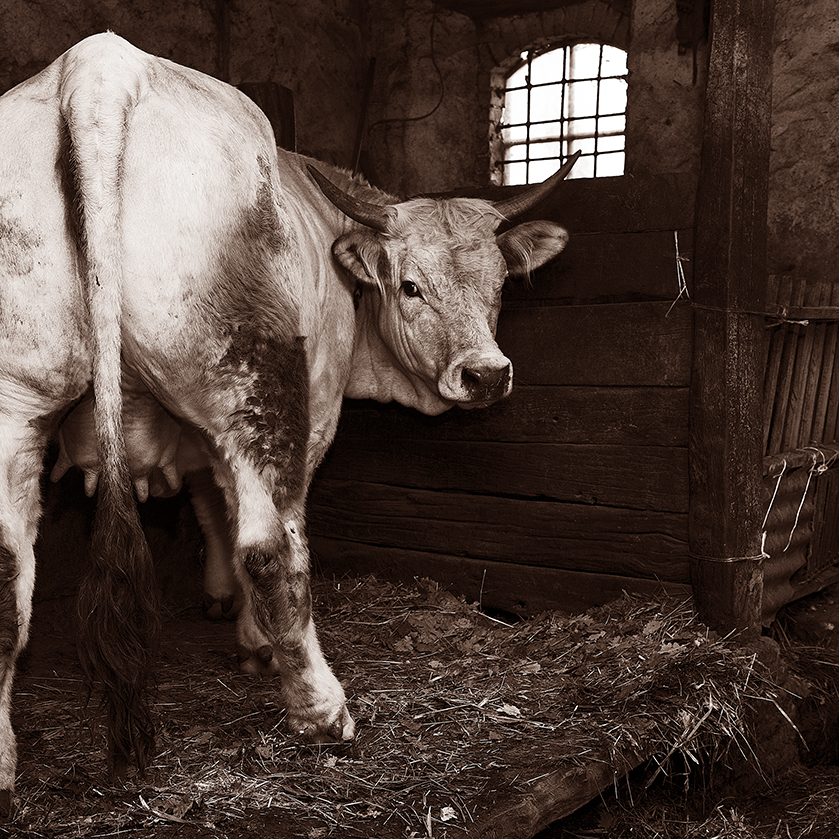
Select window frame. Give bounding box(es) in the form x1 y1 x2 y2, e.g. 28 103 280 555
490 41 629 185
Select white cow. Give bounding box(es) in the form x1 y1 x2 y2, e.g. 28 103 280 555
0 32 574 814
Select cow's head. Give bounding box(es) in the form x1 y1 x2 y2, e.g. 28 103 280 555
309 156 577 415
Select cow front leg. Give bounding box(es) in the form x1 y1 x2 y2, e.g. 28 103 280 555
0 424 45 817
224 466 354 743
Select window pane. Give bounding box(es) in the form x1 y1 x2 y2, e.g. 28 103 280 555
567 136 596 157
528 158 565 182
569 43 601 80
506 62 529 90
504 143 528 162
565 79 598 119
529 120 562 141
567 154 595 179
598 114 626 135
503 87 529 126
565 117 596 140
529 141 562 161
530 49 567 85
502 123 528 144
504 160 528 186
601 45 628 77
595 151 625 177
599 78 627 114
529 85 562 122
597 133 625 152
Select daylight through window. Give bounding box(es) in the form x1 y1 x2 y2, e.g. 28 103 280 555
495 43 628 185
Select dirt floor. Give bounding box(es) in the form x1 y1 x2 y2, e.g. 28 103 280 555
6 576 839 839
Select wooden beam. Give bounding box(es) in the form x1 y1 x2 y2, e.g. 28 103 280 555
688 0 774 638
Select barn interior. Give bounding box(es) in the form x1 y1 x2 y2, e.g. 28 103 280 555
4 0 839 836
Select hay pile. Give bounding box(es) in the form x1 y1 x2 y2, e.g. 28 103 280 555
9 576 779 838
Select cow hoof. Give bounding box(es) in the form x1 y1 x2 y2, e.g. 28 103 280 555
288 704 355 744
237 645 282 675
202 594 238 621
0 788 13 820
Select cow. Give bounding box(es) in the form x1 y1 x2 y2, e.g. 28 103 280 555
0 32 575 815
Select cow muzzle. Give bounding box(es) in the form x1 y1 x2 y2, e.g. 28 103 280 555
440 353 513 406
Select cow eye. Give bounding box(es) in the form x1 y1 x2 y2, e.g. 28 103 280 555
401 281 422 299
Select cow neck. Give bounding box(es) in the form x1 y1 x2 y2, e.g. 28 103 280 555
345 294 453 416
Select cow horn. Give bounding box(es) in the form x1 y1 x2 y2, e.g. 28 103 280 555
492 151 581 220
307 165 394 233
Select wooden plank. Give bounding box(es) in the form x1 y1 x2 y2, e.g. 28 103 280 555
337 384 689 446
439 172 696 235
496 301 692 387
767 281 806 454
317 440 689 512
811 284 839 443
470 746 647 839
688 0 773 638
503 229 694 305
307 479 690 581
762 275 790 453
310 538 692 617
796 284 833 447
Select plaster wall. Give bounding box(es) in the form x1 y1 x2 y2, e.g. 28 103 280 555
0 0 365 164
363 0 703 194
769 0 839 283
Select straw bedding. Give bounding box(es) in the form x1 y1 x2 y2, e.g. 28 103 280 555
6 575 804 838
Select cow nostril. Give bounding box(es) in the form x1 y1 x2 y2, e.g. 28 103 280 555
461 368 482 389
461 365 510 396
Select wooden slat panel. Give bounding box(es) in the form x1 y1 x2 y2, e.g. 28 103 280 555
316 441 688 512
496 301 692 387
504 229 694 305
307 480 689 581
310 538 692 617
337 385 689 446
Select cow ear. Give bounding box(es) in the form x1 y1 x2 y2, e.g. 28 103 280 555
332 231 384 289
497 220 569 278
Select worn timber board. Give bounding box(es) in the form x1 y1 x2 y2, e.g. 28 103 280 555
310 540 691 616
307 479 689 582
447 171 696 235
336 384 689 447
316 439 688 512
504 228 694 305
496 301 692 387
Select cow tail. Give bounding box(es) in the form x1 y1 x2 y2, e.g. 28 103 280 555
60 51 161 777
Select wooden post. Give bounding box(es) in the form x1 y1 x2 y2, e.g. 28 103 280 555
689 0 774 638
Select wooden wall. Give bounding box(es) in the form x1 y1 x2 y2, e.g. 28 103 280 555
307 173 696 616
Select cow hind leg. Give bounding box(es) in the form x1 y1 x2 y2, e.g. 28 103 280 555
220 461 354 743
0 420 47 817
187 469 242 621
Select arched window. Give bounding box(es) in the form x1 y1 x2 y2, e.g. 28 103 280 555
492 43 628 185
